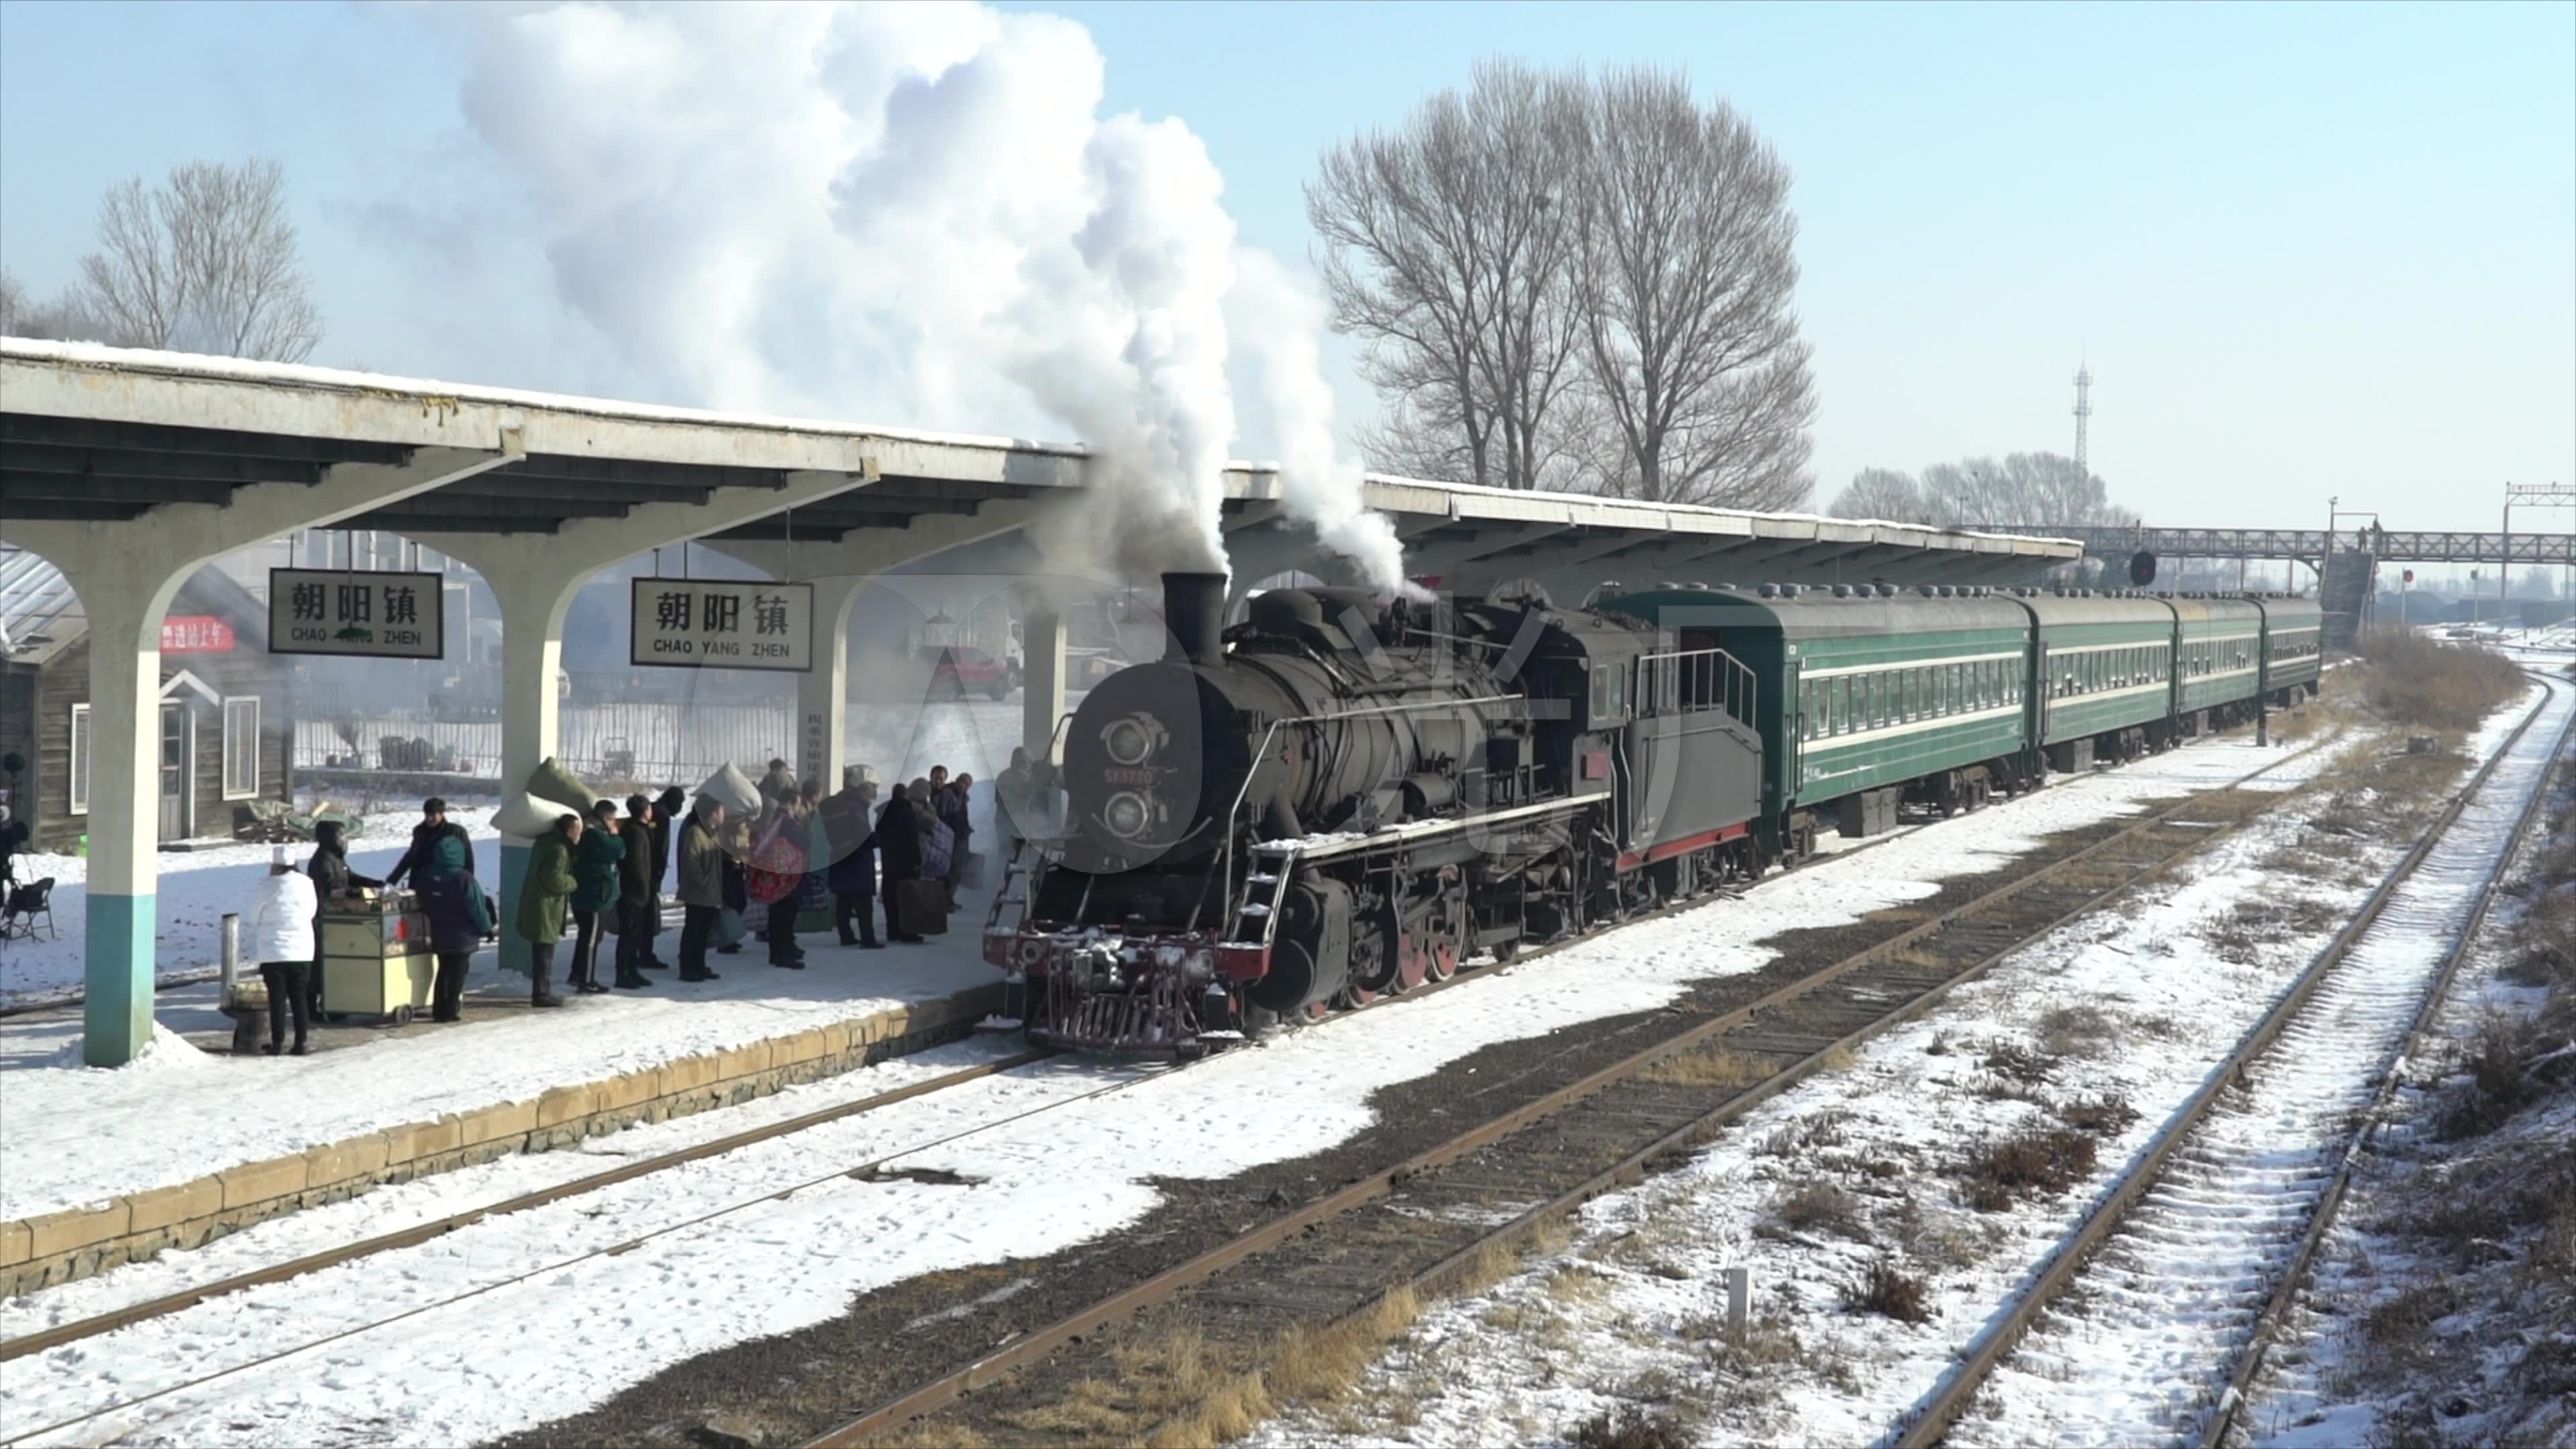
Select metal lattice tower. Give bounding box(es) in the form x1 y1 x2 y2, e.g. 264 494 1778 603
2072 363 2092 483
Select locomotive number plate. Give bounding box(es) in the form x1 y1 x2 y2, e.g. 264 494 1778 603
1103 767 1159 786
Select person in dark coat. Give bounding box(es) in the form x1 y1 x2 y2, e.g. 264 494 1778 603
875 782 926 945
382 798 474 888
614 794 658 987
649 786 686 969
676 799 728 981
567 799 627 994
517 814 579 1008
822 771 881 948
718 812 750 956
943 771 975 890
304 820 382 1022
413 836 493 1022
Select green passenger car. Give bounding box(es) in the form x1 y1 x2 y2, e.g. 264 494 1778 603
2170 596 2267 729
2253 594 2323 704
2023 594 2181 764
1594 585 2035 851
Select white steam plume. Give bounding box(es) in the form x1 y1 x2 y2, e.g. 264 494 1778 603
1228 249 1418 596
446 1 1399 587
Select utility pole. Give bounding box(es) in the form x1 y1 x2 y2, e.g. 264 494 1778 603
2072 364 2092 488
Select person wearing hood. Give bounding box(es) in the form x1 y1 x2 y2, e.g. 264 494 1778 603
567 799 627 994
304 819 381 1022
246 860 321 1055
413 835 493 1022
517 813 579 1008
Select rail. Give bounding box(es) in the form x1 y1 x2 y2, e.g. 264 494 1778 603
797 724 2344 1448
1890 672 2571 1449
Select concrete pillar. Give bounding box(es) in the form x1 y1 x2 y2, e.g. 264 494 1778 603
796 574 867 790
478 566 579 975
1023 608 1065 763
74 572 191 1065
4 443 521 1065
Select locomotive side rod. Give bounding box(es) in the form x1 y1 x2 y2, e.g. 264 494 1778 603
802 732 2343 1448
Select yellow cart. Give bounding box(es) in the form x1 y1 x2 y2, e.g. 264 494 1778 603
319 894 435 1027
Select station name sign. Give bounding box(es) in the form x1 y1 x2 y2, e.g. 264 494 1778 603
268 569 445 659
630 578 814 672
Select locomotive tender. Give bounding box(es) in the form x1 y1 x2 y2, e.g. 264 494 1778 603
992 570 2322 1056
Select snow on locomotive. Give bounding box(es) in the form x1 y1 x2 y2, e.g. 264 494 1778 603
990 571 1764 1055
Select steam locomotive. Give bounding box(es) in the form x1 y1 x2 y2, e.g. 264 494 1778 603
989 570 2321 1056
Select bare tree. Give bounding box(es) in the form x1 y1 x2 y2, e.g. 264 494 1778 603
1309 60 1587 490
1827 467 1927 523
1568 68 1813 511
76 158 321 361
1829 451 2137 529
0 266 104 341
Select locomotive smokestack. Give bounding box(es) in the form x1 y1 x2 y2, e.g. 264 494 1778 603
1162 571 1228 668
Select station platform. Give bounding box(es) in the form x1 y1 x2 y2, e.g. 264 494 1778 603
0 902 1007 1296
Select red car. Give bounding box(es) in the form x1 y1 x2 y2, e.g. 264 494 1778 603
924 645 1018 700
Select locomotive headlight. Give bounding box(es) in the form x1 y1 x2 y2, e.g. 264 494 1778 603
1104 790 1151 839
1104 716 1155 766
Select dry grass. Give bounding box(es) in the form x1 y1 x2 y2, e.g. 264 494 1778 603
2035 1004 2118 1058
1957 1125 2099 1212
869 1424 996 1449
1842 1258 1933 1323
1758 1108 1852 1157
2350 629 2529 733
1570 1405 1695 1449
1640 1047 1778 1089
1980 1041 2055 1085
2057 1093 2141 1136
1762 1182 1870 1242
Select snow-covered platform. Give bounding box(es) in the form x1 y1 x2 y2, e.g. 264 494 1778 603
0 912 1005 1295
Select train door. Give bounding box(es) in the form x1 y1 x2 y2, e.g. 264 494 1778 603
1784 659 1805 795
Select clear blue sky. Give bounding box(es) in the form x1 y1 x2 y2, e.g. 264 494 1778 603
3 0 2568 533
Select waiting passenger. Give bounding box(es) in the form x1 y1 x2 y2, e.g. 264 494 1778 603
517 813 580 1008
568 799 627 995
246 860 320 1056
413 836 493 1022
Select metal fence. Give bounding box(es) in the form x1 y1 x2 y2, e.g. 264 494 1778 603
297 702 798 786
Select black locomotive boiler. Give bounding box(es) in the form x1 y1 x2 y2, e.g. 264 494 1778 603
991 571 1766 1055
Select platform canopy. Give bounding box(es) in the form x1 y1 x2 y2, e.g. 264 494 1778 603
1221 471 2083 596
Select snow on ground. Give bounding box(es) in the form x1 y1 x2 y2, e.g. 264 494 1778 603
0 808 502 1010
1239 704 2541 1449
1949 682 2571 1448
0 732 2324 1448
2252 723 2576 1448
0 910 1003 1225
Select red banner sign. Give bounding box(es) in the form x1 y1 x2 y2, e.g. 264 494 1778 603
162 616 236 653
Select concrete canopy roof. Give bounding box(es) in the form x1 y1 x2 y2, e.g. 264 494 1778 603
1219 470 2084 591
0 339 1080 543
4 339 2082 585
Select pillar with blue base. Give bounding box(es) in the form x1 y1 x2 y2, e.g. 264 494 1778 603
78 578 189 1065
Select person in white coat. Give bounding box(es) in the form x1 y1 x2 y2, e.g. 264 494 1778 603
248 861 321 1056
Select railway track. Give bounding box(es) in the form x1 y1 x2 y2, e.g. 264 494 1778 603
800 733 2351 1447
0 721 2339 1448
1902 673 2573 1449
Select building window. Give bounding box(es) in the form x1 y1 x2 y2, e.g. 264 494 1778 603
69 703 91 815
223 696 262 801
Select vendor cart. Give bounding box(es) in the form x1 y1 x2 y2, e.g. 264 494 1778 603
319 891 435 1026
